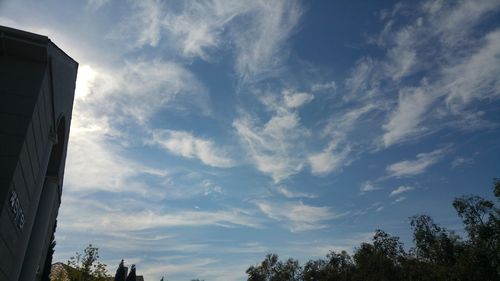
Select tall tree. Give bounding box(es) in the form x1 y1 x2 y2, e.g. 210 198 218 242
246 254 301 281
114 260 127 281
67 244 110 281
451 178 500 280
125 265 136 281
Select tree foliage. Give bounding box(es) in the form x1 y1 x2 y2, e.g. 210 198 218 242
67 244 110 281
247 179 500 281
114 260 127 281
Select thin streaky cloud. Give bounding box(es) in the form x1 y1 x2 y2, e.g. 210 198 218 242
150 130 235 168
386 147 449 178
275 186 318 199
254 200 343 232
389 186 414 197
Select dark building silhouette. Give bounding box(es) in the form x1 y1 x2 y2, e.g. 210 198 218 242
0 26 78 280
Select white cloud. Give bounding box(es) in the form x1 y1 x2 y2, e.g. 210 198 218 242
151 130 234 168
233 0 303 81
386 147 448 178
233 90 310 182
113 0 163 48
360 182 381 193
309 144 351 175
283 90 314 108
65 59 212 195
389 185 413 197
309 103 377 176
202 179 224 196
384 26 418 81
255 200 341 232
115 0 302 81
165 1 286 61
86 0 111 10
60 196 261 233
382 85 434 147
443 30 500 111
392 196 406 204
322 104 377 138
74 65 97 99
344 57 381 101
74 61 210 125
161 1 247 59
66 65 170 195
116 60 212 122
341 0 500 148
311 81 337 92
451 156 475 169
380 25 500 147
424 0 500 47
275 186 318 199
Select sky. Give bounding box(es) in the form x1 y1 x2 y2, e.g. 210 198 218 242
1 0 500 280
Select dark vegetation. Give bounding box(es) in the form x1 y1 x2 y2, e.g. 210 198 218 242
246 179 500 281
50 244 110 281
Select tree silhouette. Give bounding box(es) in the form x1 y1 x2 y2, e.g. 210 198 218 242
114 260 127 281
125 265 136 281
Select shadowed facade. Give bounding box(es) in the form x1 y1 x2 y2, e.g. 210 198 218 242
0 26 78 281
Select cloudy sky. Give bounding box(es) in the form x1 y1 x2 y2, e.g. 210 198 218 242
2 0 500 280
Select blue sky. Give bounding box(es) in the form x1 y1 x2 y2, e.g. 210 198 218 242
2 0 500 280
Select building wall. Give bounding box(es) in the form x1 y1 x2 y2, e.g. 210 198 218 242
0 26 77 281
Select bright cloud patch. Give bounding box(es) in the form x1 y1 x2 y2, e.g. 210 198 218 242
283 90 314 108
360 182 381 193
255 201 340 232
382 86 434 147
233 90 312 182
275 186 318 199
386 147 448 178
389 186 414 197
151 130 234 168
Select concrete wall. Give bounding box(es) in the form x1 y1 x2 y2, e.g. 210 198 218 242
0 26 77 281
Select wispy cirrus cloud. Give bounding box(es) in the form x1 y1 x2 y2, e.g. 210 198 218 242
451 155 475 169
233 89 313 182
61 196 261 233
254 200 341 232
308 143 351 175
392 196 406 204
382 84 434 147
311 81 336 92
74 60 211 125
86 0 111 10
389 185 413 197
233 0 302 81
386 147 449 178
112 0 164 48
359 181 382 194
66 59 212 193
275 186 318 199
150 130 235 168
309 104 376 175
342 0 500 148
112 0 303 81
